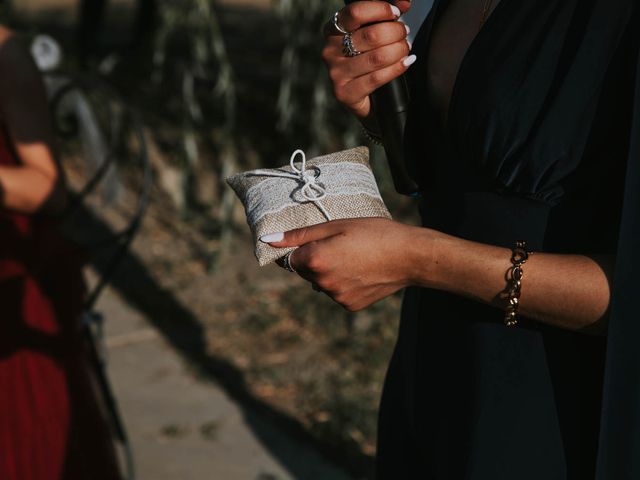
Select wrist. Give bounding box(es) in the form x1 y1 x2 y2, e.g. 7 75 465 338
408 230 513 303
404 226 450 289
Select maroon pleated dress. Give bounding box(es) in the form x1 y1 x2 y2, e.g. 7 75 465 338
0 128 121 479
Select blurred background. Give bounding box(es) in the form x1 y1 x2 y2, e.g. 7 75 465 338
1 0 431 478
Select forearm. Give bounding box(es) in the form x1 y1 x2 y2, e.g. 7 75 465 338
0 163 66 214
408 228 614 333
0 29 66 215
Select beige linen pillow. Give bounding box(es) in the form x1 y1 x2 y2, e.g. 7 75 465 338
226 146 392 266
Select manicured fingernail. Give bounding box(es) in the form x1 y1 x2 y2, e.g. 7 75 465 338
406 39 412 50
404 23 411 35
402 54 417 67
390 5 401 17
260 232 284 243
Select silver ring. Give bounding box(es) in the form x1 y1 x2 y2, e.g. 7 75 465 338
333 11 350 35
342 32 361 57
282 250 296 273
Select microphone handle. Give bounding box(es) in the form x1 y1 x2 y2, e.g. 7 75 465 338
344 0 419 196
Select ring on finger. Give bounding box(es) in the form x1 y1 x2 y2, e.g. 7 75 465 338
282 250 297 273
342 32 362 57
333 10 350 35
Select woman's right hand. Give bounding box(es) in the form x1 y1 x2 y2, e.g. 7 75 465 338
321 1 415 120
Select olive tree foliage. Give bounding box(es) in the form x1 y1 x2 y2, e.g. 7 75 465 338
151 0 238 265
276 0 361 156
149 0 375 266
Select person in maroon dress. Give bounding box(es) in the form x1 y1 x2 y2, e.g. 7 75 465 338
0 27 121 480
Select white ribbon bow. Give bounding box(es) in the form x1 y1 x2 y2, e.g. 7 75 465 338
249 149 333 221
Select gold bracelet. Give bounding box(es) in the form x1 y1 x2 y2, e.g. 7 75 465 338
504 240 532 327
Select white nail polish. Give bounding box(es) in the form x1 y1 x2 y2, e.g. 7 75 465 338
260 232 284 243
402 54 417 67
405 23 411 35
390 5 401 17
407 39 412 51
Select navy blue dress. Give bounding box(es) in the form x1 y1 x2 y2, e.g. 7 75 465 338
376 1 640 478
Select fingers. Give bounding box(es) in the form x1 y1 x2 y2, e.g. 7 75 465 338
334 54 417 107
284 244 314 275
260 221 344 248
325 1 401 38
273 245 323 286
321 2 413 118
330 39 411 84
324 19 409 57
291 246 392 312
322 11 413 117
353 21 410 54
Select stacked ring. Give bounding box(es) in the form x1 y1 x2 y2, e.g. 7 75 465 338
342 32 362 57
331 10 361 57
282 250 296 273
333 11 350 35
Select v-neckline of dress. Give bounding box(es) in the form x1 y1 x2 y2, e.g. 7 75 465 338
422 0 510 133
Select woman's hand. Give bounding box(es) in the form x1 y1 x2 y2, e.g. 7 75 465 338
322 1 416 120
262 218 436 312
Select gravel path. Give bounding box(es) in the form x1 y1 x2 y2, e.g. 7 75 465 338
96 279 353 480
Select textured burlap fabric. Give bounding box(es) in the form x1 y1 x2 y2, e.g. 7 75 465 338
226 146 392 266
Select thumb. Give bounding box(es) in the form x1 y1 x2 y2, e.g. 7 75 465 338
260 221 343 248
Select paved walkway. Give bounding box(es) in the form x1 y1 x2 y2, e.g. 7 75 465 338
97 281 352 480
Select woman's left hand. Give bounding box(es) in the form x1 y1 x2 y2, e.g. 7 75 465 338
261 218 433 311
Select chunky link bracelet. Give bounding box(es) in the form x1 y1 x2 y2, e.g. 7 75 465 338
504 240 532 327
361 125 384 146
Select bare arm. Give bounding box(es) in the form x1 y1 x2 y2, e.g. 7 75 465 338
288 2 613 333
0 27 66 214
263 219 614 334
411 228 613 333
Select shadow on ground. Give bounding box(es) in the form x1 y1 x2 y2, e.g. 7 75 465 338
77 203 374 480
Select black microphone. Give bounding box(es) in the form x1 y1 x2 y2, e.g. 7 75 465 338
344 0 419 196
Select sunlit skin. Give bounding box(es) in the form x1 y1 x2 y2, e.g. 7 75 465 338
0 26 66 215
267 1 614 334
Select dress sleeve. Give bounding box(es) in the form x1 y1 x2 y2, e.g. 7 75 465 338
596 9 640 478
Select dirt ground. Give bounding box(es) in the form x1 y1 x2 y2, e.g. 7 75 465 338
69 165 403 478
97 269 352 480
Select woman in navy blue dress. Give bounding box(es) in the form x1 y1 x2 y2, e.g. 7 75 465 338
262 1 640 478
